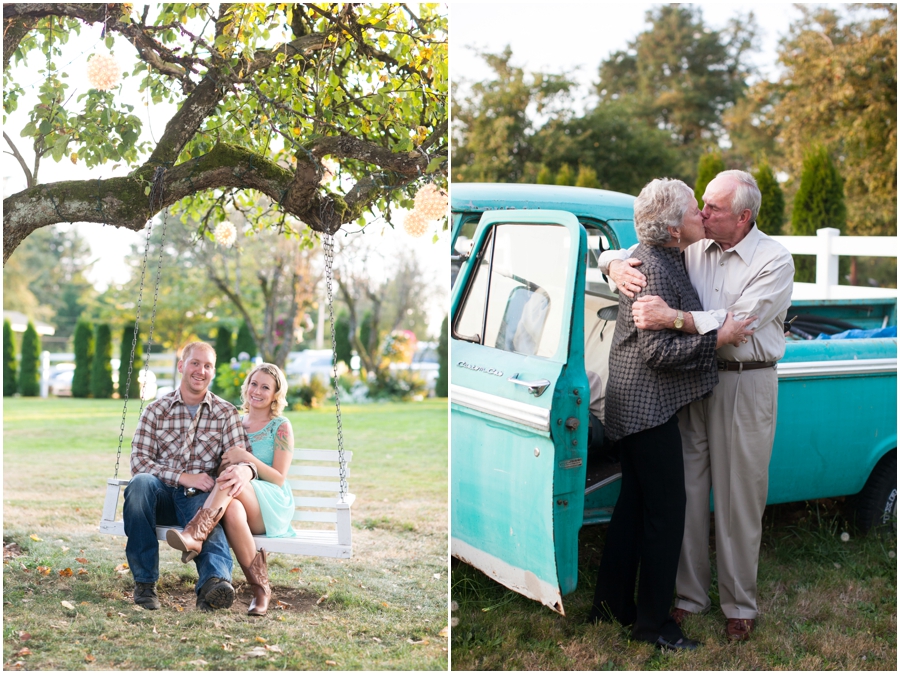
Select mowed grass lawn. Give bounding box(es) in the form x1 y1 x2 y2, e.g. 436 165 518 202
452 500 896 671
3 397 448 671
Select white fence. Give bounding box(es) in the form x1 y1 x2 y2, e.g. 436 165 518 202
772 228 898 300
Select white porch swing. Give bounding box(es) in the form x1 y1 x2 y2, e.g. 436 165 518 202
98 170 353 558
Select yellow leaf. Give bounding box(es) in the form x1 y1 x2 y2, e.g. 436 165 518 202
37 566 51 576
255 636 267 643
325 660 337 666
75 557 88 564
77 569 88 575
84 654 96 663
29 535 42 542
69 153 78 164
58 568 73 577
115 563 129 572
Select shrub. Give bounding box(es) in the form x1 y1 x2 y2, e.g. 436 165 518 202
90 323 114 398
3 319 17 396
334 312 352 369
287 375 329 410
367 371 427 401
118 323 143 399
213 323 233 394
435 315 448 398
695 151 725 209
215 359 253 406
72 320 94 398
754 160 785 236
235 321 256 360
18 322 40 397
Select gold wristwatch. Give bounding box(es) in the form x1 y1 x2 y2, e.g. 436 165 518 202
674 310 685 330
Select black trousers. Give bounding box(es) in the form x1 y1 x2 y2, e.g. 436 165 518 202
590 414 686 643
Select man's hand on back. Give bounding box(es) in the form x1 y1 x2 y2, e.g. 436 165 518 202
608 258 647 299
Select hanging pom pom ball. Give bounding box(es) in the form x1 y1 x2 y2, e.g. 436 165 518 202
413 183 448 222
86 53 121 91
403 210 428 238
214 221 237 248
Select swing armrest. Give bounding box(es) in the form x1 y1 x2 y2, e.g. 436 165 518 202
107 478 132 487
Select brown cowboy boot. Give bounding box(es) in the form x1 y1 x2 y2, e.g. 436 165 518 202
240 549 271 616
166 506 224 563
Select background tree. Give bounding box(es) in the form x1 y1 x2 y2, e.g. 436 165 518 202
90 323 114 398
694 152 725 208
3 4 447 262
791 146 847 283
212 323 233 393
71 319 94 398
554 163 575 186
3 319 18 396
574 165 600 189
435 315 448 398
334 312 353 369
536 164 554 185
235 320 257 360
18 321 40 397
753 161 785 235
118 324 143 400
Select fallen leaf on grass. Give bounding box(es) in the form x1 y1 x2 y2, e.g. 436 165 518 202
61 547 69 552
439 626 450 638
117 612 127 618
265 644 283 653
222 643 232 652
246 647 268 658
37 566 51 576
59 568 73 577
289 567 300 573
407 638 429 645
372 637 382 643
30 535 42 542
325 660 337 666
381 602 389 608
188 659 208 667
61 601 75 610
75 558 88 565
275 600 292 609
152 626 158 634
9 661 25 670
180 637 188 642
18 632 31 642
84 654 96 663
174 605 184 612
433 573 442 579
255 636 267 643
115 563 129 572
316 594 328 605
77 568 88 575
15 648 32 657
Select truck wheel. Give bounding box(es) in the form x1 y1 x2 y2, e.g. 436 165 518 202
853 451 897 533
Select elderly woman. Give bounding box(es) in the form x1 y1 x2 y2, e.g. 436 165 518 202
587 179 745 650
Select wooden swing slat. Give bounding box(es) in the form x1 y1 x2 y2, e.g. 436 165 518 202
98 448 353 558
288 465 348 478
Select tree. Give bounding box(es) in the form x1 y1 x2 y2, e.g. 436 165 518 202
574 166 600 189
3 319 17 396
791 146 847 282
118 324 143 399
18 321 40 396
753 161 785 235
334 312 353 369
536 164 554 185
452 47 572 183
212 323 233 393
3 4 447 262
90 323 114 398
773 5 896 236
435 315 448 398
554 163 575 186
72 319 93 398
235 321 257 360
596 5 756 172
695 152 725 208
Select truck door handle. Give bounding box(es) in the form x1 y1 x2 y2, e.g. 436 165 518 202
508 375 551 397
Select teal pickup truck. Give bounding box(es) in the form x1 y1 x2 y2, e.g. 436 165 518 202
450 183 897 614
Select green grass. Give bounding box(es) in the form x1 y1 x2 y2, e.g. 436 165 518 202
3 397 449 670
451 500 896 670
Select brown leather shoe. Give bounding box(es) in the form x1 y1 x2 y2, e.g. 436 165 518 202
671 607 693 626
726 618 755 641
240 549 271 616
166 506 225 563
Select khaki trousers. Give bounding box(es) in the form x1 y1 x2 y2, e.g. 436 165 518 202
674 367 777 619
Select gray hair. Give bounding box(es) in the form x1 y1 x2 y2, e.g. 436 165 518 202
633 178 696 246
718 170 761 223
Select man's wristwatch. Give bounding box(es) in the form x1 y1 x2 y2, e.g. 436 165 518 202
674 310 685 330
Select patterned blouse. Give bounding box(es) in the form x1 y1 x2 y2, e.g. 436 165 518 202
604 243 719 442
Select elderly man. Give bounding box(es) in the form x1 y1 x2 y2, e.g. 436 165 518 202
601 170 794 640
124 341 258 611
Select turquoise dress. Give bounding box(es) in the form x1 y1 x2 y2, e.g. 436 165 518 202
247 416 296 538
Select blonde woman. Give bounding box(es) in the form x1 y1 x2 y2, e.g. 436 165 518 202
167 363 295 616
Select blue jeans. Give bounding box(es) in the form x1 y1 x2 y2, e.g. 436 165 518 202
123 473 232 594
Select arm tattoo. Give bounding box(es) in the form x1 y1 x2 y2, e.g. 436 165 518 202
275 423 293 452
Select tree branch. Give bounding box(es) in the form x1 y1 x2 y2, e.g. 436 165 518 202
3 132 34 187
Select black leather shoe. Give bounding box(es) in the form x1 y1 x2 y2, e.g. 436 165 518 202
655 635 700 651
196 577 234 611
134 582 160 610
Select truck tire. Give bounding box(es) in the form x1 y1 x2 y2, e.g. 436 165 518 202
853 451 897 533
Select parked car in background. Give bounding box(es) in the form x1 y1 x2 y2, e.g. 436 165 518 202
285 349 336 384
48 364 76 396
390 341 440 393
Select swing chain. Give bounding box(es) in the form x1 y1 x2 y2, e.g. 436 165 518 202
114 167 169 480
323 234 347 500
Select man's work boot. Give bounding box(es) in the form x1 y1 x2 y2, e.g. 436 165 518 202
166 506 224 563
196 576 235 612
133 582 160 610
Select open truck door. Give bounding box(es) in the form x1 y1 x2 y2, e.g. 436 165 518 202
450 210 589 614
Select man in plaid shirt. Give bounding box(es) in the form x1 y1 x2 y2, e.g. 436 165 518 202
124 341 256 611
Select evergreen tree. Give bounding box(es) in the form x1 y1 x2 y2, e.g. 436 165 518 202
435 315 448 398
334 312 353 368
536 164 554 185
18 322 40 397
753 161 785 235
575 165 600 189
90 323 114 398
3 319 18 396
555 163 575 186
791 146 847 283
119 323 143 399
235 320 257 360
695 152 725 208
212 323 234 393
72 319 94 398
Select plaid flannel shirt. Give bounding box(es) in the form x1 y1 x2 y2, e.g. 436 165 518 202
130 388 250 487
